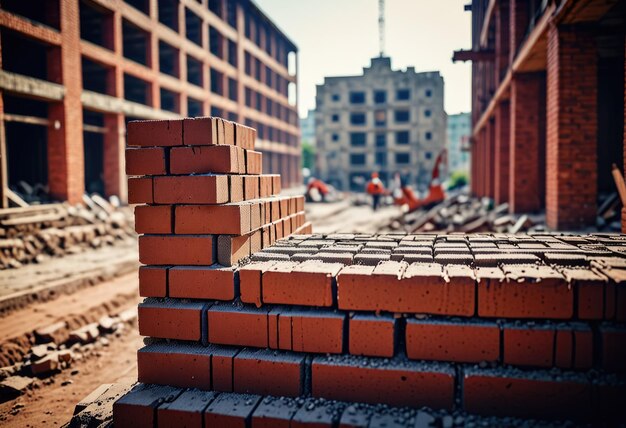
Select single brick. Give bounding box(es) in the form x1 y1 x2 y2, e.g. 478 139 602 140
139 235 214 265
229 175 244 203
125 147 167 176
234 348 305 397
349 314 396 358
406 319 499 363
259 175 272 197
479 264 572 319
244 176 260 200
600 325 626 372
170 145 246 175
217 234 251 266
271 174 281 195
113 384 181 428
138 299 204 341
246 150 263 174
600 268 626 322
208 305 269 348
154 175 229 204
158 389 217 428
291 310 345 354
263 261 342 307
312 356 455 409
176 203 252 235
462 368 593 420
562 268 607 320
211 345 239 392
239 261 276 307
168 266 235 300
503 324 555 367
127 119 183 147
204 393 261 427
127 177 153 204
134 205 172 234
138 265 168 297
137 343 212 389
182 117 219 146
573 326 593 369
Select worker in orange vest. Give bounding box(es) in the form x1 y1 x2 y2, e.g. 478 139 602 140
366 172 386 211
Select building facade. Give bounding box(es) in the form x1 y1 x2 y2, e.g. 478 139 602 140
315 57 446 192
0 0 300 207
453 0 625 230
446 112 471 174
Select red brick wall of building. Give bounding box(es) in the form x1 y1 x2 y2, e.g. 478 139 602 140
494 100 510 204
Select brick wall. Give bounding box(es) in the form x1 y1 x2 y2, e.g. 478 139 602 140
509 72 546 213
546 23 598 229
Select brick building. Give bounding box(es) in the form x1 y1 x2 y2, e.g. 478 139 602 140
453 0 625 230
315 57 446 192
0 0 300 207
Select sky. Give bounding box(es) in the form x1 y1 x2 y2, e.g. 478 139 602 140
255 0 473 118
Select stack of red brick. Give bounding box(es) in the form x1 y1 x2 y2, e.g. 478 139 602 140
114 132 626 427
125 117 311 268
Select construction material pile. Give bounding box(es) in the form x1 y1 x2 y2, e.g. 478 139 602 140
388 191 622 234
0 196 134 269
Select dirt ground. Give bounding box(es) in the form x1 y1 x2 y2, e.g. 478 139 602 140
0 327 141 427
305 199 400 233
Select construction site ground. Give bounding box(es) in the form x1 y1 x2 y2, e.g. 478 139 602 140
0 197 400 426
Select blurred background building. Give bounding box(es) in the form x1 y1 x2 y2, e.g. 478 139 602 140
315 56 446 192
0 0 300 207
453 0 625 230
446 112 470 175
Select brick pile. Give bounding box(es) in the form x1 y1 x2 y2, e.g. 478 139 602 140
112 124 626 426
125 117 311 268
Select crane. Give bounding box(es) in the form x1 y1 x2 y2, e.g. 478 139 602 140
378 0 385 57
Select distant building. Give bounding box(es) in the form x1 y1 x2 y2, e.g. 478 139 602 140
315 57 446 191
446 113 470 174
300 109 316 146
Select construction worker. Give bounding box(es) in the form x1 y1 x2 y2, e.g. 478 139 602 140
306 177 330 202
366 172 385 211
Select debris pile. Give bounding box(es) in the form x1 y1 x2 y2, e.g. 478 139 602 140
0 195 135 269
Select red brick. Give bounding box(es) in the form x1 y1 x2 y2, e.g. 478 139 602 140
279 197 289 217
175 203 252 235
246 150 262 174
139 235 213 265
154 175 229 204
217 234 251 266
406 319 499 363
337 262 475 316
503 324 554 367
291 311 345 354
127 119 183 147
601 268 626 322
134 205 172 234
349 314 395 358
312 357 455 409
600 325 626 372
239 261 276 307
125 147 167 176
138 265 168 297
128 177 153 204
263 261 342 307
259 175 272 197
229 175 244 203
138 300 203 341
208 305 268 348
170 145 245 174
270 199 280 222
562 268 607 320
182 117 219 146
234 349 305 397
211 347 237 392
244 175 260 200
573 326 593 369
204 393 261 428
555 327 573 369
479 264 572 319
168 266 235 300
271 174 281 195
137 343 212 389
463 369 592 420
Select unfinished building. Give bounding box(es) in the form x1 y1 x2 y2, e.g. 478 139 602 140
453 0 625 230
0 0 300 206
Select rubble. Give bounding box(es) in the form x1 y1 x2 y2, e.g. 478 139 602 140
0 195 135 270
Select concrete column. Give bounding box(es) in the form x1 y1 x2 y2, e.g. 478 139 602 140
546 23 597 229
494 100 510 204
509 72 545 214
47 0 84 204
